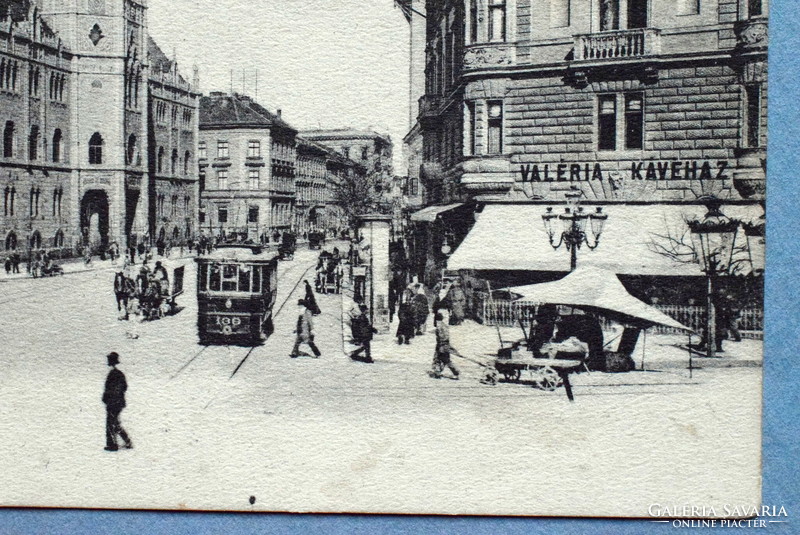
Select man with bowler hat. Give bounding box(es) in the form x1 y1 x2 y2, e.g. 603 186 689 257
102 352 133 451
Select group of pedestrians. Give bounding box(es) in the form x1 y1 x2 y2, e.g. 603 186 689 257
113 260 171 321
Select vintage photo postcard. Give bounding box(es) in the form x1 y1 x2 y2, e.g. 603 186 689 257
0 0 771 520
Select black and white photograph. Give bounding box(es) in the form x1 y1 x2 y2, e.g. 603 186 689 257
0 0 769 519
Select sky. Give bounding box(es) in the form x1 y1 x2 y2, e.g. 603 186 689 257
147 0 412 173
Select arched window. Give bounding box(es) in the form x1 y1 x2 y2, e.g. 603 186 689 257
3 121 14 158
28 125 39 160
184 151 191 175
5 231 17 251
29 230 41 249
157 146 164 173
126 134 136 165
171 149 178 175
52 129 62 163
54 229 64 247
88 132 103 164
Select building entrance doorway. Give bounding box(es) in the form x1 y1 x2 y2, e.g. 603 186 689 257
80 190 110 248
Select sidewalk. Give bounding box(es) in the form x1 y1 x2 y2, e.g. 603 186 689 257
0 250 197 282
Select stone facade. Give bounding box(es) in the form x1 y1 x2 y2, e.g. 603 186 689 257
295 137 329 235
198 92 296 243
0 0 199 258
417 0 768 204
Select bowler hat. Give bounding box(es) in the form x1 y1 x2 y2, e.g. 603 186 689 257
106 352 120 365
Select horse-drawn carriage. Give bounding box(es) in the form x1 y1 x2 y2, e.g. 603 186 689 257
315 251 343 294
278 232 296 261
308 231 325 250
138 265 184 320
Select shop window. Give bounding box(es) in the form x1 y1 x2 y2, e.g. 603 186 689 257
487 100 503 154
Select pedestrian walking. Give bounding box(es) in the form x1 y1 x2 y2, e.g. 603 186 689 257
447 280 466 325
290 299 321 358
11 252 20 273
114 271 129 319
4 256 10 274
411 287 430 335
304 280 321 315
350 304 377 362
430 310 459 380
102 352 133 451
396 300 415 345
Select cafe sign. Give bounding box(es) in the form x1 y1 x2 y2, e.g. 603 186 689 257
520 160 730 183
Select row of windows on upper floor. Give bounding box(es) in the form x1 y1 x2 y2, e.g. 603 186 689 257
459 0 766 46
0 58 67 101
0 123 197 173
2 185 64 220
198 140 296 161
154 100 193 128
155 193 192 218
155 145 194 176
449 85 765 159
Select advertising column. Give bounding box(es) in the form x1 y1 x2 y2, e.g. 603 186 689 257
358 214 392 333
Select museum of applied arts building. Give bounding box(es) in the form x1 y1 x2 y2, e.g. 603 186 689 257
408 0 767 305
0 0 200 258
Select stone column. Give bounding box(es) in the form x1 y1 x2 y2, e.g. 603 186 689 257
358 213 392 333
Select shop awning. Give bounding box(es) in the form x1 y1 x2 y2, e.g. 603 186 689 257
507 267 692 331
447 203 763 276
410 203 465 222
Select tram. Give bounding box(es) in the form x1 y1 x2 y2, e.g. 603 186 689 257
195 244 279 345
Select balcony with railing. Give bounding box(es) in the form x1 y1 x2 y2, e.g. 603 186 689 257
573 28 661 62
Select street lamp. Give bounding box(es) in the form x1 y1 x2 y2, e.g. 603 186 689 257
687 196 740 360
542 191 608 271
742 202 766 275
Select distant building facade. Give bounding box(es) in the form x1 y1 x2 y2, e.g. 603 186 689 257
295 136 329 236
198 92 297 243
0 0 199 258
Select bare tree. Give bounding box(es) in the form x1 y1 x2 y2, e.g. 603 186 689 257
330 170 391 232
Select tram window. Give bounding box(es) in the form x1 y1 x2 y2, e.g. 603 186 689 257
252 265 262 294
198 264 208 291
238 265 252 292
209 264 221 291
222 265 238 292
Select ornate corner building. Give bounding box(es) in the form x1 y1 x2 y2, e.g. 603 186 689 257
409 0 767 284
0 0 199 256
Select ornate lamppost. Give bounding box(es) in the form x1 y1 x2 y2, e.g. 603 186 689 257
542 191 608 271
687 197 740 360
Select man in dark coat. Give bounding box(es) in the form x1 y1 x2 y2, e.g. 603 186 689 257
114 271 129 318
102 352 132 451
350 304 377 363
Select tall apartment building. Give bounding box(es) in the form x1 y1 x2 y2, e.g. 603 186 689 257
411 0 766 293
198 92 297 243
0 0 199 256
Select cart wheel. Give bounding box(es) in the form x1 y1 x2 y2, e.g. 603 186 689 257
537 366 561 391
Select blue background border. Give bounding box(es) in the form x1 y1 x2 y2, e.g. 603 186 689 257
2 0 799 532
